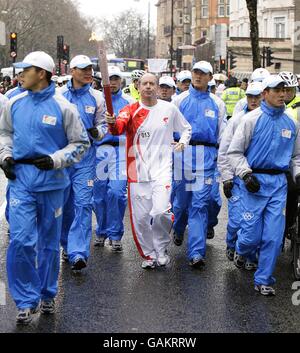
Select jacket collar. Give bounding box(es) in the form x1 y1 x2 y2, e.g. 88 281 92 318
28 82 55 101
112 89 122 100
189 84 210 99
261 100 285 117
67 79 91 95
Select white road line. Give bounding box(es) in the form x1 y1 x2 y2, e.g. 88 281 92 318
0 201 7 220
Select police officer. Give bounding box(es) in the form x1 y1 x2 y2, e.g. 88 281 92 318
279 72 300 239
93 66 134 251
227 75 300 296
59 55 107 272
221 76 245 119
123 70 145 101
0 51 90 324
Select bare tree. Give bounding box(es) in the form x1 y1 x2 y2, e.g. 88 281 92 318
0 0 96 67
246 0 261 70
95 9 156 59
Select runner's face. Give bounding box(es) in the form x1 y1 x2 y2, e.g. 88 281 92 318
158 85 174 100
192 69 211 91
22 67 43 90
109 76 122 93
138 75 158 100
263 86 286 108
71 65 93 87
177 79 191 92
247 94 262 111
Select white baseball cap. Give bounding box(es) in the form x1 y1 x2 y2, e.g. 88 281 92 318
70 55 93 69
14 51 55 73
261 75 286 91
251 68 270 82
246 81 263 95
177 70 192 82
208 79 216 87
192 61 213 74
159 76 176 88
108 66 122 78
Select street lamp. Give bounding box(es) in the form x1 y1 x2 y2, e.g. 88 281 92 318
134 0 151 58
170 0 174 75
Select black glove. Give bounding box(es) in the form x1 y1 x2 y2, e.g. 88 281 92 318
1 157 16 180
243 173 260 193
223 179 234 199
33 155 54 170
87 127 99 139
295 175 300 190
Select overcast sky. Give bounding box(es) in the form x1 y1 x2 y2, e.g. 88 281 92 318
75 0 157 26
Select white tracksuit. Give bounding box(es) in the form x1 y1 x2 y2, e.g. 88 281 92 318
109 99 191 260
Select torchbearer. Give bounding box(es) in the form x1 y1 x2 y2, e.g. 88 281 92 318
105 73 191 269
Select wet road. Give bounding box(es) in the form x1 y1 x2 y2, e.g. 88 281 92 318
0 175 300 333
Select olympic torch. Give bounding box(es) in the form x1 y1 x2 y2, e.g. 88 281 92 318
89 32 114 115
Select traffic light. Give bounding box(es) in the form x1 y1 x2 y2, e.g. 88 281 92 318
229 52 237 70
266 47 274 67
220 58 226 71
62 44 70 64
10 32 17 58
57 35 64 59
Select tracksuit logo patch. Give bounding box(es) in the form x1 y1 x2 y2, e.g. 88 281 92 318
243 212 254 221
10 199 20 207
282 129 292 139
42 115 57 126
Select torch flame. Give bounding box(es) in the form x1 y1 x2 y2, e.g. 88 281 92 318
89 32 103 42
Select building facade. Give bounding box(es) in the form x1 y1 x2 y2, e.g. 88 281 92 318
155 0 190 59
155 0 229 70
229 0 297 74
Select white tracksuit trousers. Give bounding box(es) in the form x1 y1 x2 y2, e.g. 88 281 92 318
128 180 174 261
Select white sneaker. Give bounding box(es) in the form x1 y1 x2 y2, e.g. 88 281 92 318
94 237 106 247
254 284 275 296
141 259 156 269
157 254 171 266
16 305 39 325
244 260 258 271
111 240 123 252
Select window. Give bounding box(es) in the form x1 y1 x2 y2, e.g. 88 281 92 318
218 0 225 17
264 18 268 37
226 4 230 16
202 30 207 37
201 5 208 17
178 11 183 25
274 17 286 38
177 37 182 46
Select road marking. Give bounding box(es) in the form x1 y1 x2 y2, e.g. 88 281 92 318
0 201 7 220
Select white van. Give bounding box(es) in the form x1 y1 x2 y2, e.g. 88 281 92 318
1 67 23 79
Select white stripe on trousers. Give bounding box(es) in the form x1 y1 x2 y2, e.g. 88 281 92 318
128 179 173 261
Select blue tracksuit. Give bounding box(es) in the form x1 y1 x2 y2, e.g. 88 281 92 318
0 83 89 309
59 81 106 264
4 85 26 223
172 86 226 260
93 89 133 241
227 101 300 286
